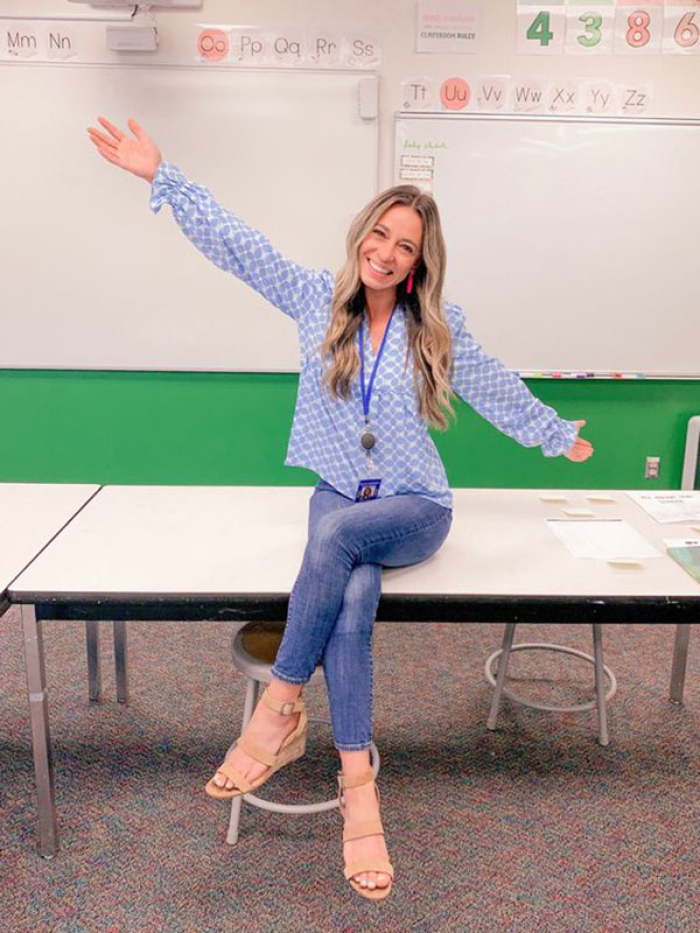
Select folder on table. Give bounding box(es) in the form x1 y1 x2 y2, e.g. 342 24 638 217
667 545 700 584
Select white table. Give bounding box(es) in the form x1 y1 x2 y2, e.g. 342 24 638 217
8 485 698 857
0 482 104 698
0 482 101 859
0 483 99 609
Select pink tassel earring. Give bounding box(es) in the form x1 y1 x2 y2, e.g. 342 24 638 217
406 271 414 294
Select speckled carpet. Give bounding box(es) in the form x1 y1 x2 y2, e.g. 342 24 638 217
1 618 698 933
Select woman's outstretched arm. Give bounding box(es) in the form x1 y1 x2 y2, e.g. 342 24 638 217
447 304 593 462
87 116 161 182
86 117 331 322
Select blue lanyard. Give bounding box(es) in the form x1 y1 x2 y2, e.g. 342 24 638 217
359 309 395 425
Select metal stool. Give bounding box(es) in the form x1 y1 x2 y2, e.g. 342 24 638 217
226 620 380 845
485 623 617 746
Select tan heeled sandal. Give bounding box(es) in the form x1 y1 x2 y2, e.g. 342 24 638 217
338 767 394 901
204 687 307 800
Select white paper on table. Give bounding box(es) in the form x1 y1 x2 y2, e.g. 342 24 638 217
664 538 700 549
546 519 661 560
627 492 700 524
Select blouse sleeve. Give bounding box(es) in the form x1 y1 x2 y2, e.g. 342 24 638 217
149 161 331 322
447 304 578 457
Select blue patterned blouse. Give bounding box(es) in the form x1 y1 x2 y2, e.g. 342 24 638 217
150 162 577 509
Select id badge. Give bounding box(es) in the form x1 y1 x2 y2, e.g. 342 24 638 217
355 478 382 502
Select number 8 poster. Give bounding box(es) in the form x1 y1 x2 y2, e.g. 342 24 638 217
615 0 663 53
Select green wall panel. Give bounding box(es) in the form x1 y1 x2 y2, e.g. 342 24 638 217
1 370 698 489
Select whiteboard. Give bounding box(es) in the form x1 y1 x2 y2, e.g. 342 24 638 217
395 114 700 377
0 64 378 371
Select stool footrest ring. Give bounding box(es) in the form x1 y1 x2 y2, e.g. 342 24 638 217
485 642 617 714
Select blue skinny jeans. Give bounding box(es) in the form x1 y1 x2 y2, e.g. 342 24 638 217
270 480 452 751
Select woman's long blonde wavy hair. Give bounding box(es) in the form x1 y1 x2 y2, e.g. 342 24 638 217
321 185 455 430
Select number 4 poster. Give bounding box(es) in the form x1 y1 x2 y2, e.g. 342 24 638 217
517 1 567 54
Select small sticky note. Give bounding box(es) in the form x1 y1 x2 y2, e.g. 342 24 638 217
607 559 642 568
586 495 616 504
539 494 569 503
563 508 595 518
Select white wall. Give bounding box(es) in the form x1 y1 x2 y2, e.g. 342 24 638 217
9 0 700 192
4 1 699 374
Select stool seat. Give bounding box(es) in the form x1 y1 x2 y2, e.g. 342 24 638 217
225 620 380 845
233 620 326 686
240 623 283 665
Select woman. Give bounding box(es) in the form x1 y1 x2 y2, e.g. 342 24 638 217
87 116 593 901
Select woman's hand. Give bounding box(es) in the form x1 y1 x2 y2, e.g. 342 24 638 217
563 420 594 462
86 116 162 184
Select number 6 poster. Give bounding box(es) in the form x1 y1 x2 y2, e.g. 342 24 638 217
664 0 700 54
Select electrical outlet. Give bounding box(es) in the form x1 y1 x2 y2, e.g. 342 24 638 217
645 456 660 479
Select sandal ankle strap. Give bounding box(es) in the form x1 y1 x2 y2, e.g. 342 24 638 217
337 767 375 791
337 770 379 817
261 687 304 716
